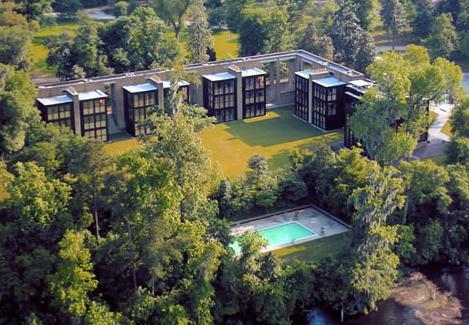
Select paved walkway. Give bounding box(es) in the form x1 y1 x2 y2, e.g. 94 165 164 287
428 102 452 142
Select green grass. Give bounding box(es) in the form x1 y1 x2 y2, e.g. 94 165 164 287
200 107 342 178
427 155 447 166
441 119 452 137
212 30 239 60
104 132 140 156
273 232 351 263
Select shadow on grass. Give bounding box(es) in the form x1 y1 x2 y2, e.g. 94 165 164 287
224 107 333 147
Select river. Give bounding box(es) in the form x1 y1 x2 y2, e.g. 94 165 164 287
305 266 468 324
463 73 469 94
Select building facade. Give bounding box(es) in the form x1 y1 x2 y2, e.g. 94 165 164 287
35 50 366 141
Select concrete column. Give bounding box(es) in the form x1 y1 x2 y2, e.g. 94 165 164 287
64 87 81 136
275 59 281 98
148 76 165 114
288 59 297 90
308 74 313 124
229 66 243 120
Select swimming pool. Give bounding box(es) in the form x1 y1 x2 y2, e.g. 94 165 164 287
230 222 317 254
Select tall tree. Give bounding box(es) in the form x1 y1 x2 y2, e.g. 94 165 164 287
380 0 407 49
186 0 213 63
351 0 379 30
411 0 435 38
0 26 32 68
47 18 113 79
348 46 463 163
0 65 39 159
151 0 191 40
225 0 253 33
99 7 179 73
330 0 375 71
16 0 53 21
423 13 458 59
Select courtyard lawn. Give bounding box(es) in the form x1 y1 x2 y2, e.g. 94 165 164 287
201 107 342 177
104 132 140 156
273 232 351 263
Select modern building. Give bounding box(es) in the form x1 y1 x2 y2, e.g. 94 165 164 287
35 50 366 141
122 80 190 136
294 69 347 130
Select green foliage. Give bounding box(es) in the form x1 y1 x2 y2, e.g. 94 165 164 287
16 0 53 21
0 26 32 68
411 0 435 37
225 0 253 32
331 0 375 71
53 0 83 16
297 20 334 60
0 65 39 156
46 17 112 79
112 1 128 17
424 13 459 58
351 0 380 30
380 0 407 46
151 0 191 40
349 46 463 163
186 0 213 63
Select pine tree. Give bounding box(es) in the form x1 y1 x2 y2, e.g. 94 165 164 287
187 0 213 63
331 0 375 71
381 0 407 49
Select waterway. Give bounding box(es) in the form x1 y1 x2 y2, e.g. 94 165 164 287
463 73 469 94
305 266 468 325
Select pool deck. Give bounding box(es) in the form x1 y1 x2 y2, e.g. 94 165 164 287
231 206 350 252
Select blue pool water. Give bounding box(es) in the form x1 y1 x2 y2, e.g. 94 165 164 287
230 222 317 254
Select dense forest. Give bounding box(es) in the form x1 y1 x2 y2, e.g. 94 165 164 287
0 0 468 324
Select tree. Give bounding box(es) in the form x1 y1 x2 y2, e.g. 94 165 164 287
0 2 29 27
239 12 266 56
263 7 291 53
348 46 463 163
225 0 253 33
381 0 407 49
298 20 334 60
330 0 375 71
351 0 379 30
186 0 213 63
411 0 435 38
16 0 53 21
112 1 128 17
450 97 469 137
246 154 279 209
0 26 32 68
99 7 179 73
53 0 83 17
47 18 113 79
0 65 39 158
151 0 191 40
424 13 458 59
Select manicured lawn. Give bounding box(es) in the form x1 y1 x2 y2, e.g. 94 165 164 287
201 107 342 178
104 133 140 156
273 232 351 263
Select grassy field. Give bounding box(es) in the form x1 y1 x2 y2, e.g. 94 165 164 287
31 19 240 77
273 232 351 263
200 107 342 178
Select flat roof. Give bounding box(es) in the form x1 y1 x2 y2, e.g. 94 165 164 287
37 94 73 106
78 89 107 101
202 71 236 82
313 76 346 88
295 70 313 79
241 67 266 77
123 83 157 93
349 79 373 88
162 80 190 88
